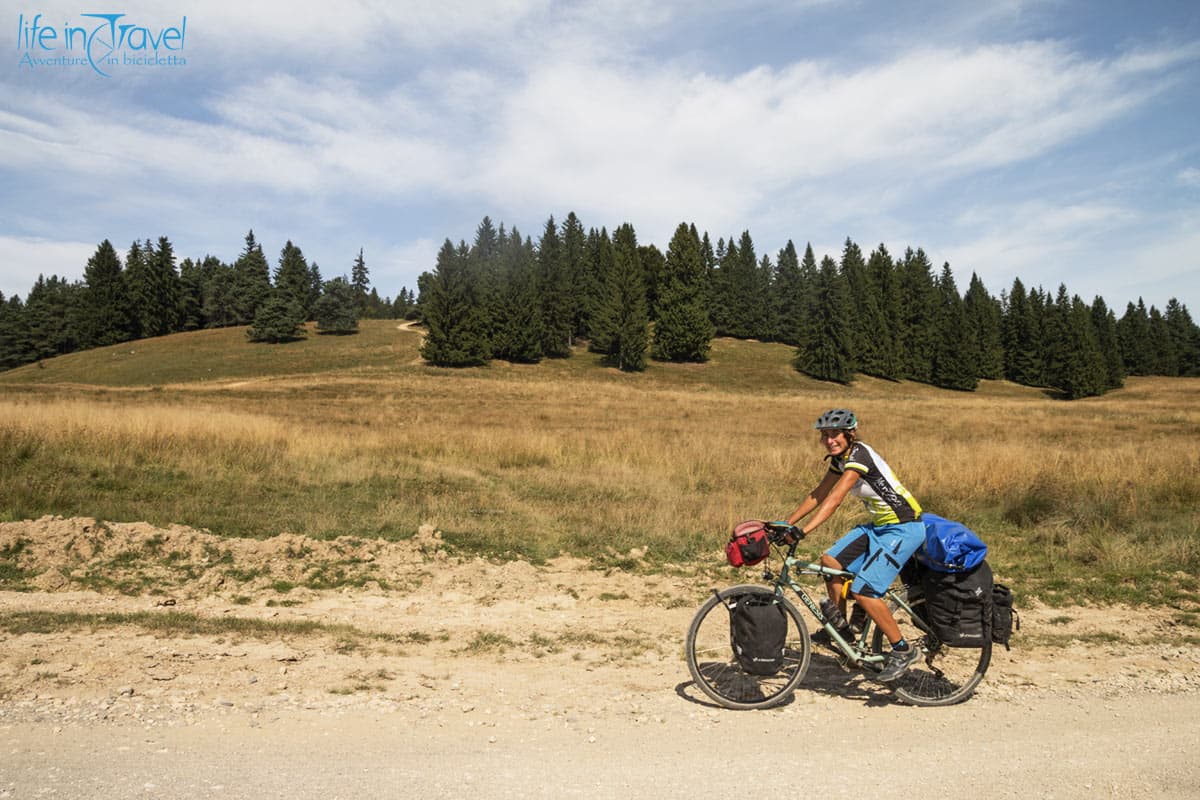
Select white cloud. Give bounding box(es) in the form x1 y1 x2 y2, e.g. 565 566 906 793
0 236 97 298
936 199 1197 307
471 39 1183 247
4 3 1198 305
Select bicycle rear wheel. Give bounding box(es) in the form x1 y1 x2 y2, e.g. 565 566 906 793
685 584 811 710
869 594 991 707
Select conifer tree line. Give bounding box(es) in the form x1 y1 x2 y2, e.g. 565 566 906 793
419 214 1200 398
0 231 419 367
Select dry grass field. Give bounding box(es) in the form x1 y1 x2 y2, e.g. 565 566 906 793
1 319 1197 608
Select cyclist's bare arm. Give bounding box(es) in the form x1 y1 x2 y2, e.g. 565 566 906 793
785 470 837 525
792 469 860 536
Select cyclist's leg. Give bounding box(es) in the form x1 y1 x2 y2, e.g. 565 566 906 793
852 593 900 640
847 522 926 644
822 525 871 615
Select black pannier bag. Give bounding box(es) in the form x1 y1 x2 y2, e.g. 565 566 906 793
727 593 788 675
991 583 1020 650
921 559 994 648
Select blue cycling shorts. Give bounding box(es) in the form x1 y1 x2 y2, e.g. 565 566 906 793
826 521 926 598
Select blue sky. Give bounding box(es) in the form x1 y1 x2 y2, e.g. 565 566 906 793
3 0 1198 311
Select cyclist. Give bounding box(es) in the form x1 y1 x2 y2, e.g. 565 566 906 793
778 408 925 683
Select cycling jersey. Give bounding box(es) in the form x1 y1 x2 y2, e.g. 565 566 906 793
828 441 922 525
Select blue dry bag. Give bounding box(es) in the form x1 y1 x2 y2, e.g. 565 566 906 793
918 513 988 573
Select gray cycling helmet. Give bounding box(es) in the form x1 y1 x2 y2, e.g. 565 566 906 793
814 408 857 430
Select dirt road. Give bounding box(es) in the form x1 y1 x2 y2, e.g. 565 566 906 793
2 517 1199 799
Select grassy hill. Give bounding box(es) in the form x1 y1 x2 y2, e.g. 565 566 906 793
1 320 1198 611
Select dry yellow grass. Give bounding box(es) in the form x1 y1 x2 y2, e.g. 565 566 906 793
1 322 1197 604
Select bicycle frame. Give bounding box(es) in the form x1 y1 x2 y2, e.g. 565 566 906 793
767 548 919 671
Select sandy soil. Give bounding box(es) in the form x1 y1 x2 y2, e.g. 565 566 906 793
2 517 1198 799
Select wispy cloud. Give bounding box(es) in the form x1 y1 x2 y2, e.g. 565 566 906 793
2 2 1197 307
0 236 98 296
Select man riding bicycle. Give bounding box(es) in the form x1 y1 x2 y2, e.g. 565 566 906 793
778 408 925 683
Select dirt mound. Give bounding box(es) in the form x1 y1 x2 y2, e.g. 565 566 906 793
0 516 444 599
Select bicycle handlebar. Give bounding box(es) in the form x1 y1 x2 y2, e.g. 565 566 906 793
763 521 804 545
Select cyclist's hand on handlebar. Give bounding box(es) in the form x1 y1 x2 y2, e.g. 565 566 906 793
765 521 803 545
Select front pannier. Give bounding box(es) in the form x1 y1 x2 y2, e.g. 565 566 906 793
727 592 788 675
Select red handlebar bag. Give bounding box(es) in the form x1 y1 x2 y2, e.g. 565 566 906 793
726 520 770 567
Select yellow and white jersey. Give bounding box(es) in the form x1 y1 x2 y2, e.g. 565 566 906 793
828 441 922 526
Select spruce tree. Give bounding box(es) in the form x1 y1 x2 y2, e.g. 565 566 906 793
273 241 313 320
419 239 490 366
1043 286 1106 398
124 240 153 340
537 216 573 357
719 231 771 339
0 293 19 370
365 288 387 319
313 277 360 334
865 244 903 379
1164 298 1200 376
178 258 205 331
247 293 306 343
793 255 852 383
1041 284 1071 385
591 223 648 371
232 230 272 326
640 243 665 322
1146 305 1178 376
964 273 1004 380
1002 278 1042 385
150 236 182 337
840 238 891 377
351 248 370 311
774 241 804 347
793 243 821 362
201 257 239 329
1067 294 1108 398
469 217 503 350
78 240 132 349
652 222 714 362
561 212 588 338
708 237 734 335
582 228 614 345
930 264 978 391
492 228 543 363
756 253 780 341
24 275 79 360
1117 299 1152 375
0 294 33 370
897 247 937 382
307 262 323 319
1090 297 1126 390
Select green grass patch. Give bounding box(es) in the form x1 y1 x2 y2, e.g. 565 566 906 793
0 609 393 643
0 321 422 387
462 631 517 653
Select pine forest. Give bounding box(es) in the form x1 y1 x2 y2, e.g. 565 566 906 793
2 215 1198 401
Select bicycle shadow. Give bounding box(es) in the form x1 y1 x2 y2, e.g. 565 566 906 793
676 650 899 710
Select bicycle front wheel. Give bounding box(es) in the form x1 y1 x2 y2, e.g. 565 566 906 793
685 584 811 710
869 594 991 707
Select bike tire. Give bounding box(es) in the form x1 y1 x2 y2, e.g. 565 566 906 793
868 594 991 707
685 584 812 710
